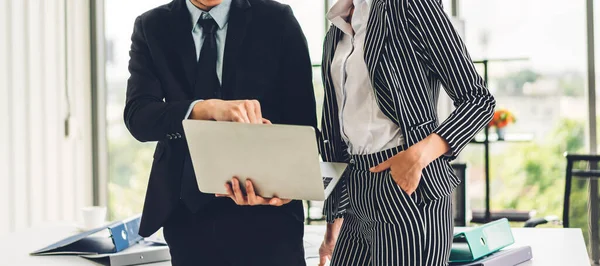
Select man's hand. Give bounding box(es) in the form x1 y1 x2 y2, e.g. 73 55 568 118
190 99 270 124
369 134 451 195
216 177 292 206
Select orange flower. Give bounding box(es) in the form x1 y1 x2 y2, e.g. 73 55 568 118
489 109 516 128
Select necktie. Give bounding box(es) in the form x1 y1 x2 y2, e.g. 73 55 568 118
196 17 221 99
181 17 222 213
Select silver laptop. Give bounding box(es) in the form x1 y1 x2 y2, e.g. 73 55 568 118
182 120 347 201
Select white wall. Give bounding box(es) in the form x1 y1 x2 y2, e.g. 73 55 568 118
0 0 94 235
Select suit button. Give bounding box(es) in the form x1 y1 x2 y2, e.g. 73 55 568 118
167 134 173 140
176 133 181 138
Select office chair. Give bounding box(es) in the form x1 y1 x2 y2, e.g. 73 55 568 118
524 153 599 265
452 163 468 226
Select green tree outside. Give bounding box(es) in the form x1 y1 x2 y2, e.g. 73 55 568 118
489 118 596 251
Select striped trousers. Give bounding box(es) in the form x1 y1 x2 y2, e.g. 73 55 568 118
330 148 454 266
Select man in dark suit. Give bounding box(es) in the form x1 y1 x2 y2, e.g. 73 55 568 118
123 0 317 265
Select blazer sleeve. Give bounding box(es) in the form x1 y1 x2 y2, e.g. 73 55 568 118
124 16 194 142
407 0 496 160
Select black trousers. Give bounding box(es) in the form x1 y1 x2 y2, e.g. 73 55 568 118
163 199 306 266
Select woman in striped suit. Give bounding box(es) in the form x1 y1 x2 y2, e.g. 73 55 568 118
317 0 495 265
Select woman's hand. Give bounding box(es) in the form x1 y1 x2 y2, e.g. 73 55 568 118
370 134 451 195
369 147 425 195
318 239 336 266
216 177 291 206
319 218 343 266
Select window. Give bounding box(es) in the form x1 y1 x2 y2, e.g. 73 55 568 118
457 0 588 225
276 0 327 124
105 0 172 220
105 0 328 220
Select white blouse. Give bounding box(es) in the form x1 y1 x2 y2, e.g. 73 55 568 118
328 0 404 155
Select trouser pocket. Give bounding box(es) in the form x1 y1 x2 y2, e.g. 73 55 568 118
376 171 424 224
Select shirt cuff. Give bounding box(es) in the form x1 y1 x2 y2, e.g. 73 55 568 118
184 100 203 119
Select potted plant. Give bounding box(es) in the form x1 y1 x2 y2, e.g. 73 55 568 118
488 109 516 140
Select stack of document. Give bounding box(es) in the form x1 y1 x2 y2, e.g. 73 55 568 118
450 246 533 266
449 219 533 266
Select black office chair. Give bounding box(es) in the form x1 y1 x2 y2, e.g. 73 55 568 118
452 163 468 227
524 154 599 227
524 153 599 265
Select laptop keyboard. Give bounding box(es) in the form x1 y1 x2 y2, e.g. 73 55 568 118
322 177 333 189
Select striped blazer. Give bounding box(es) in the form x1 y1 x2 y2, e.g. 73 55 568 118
319 0 496 222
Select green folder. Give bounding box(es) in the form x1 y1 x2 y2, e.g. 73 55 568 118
449 218 515 263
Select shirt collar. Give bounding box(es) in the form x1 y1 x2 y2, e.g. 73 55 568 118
186 0 232 31
327 0 371 35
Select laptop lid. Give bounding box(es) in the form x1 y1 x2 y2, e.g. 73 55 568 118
182 120 333 201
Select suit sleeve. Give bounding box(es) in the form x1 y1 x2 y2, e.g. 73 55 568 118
407 0 496 160
278 6 318 130
124 16 195 142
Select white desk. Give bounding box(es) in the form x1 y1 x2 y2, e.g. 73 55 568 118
305 226 592 266
0 225 591 266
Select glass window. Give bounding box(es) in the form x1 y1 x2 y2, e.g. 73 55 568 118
105 0 328 220
105 0 172 220
275 0 327 124
458 0 587 224
442 0 452 14
277 0 326 64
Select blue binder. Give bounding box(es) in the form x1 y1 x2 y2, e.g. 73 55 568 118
31 215 144 255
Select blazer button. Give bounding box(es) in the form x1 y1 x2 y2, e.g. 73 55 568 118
175 133 181 138
167 134 173 140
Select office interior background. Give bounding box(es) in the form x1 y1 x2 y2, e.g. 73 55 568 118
1 0 599 260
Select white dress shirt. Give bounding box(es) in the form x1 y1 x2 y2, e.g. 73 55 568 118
328 0 404 155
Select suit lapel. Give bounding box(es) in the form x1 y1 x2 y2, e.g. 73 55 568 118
363 0 404 128
222 0 252 100
322 26 343 103
321 26 345 161
169 0 197 95
364 0 388 83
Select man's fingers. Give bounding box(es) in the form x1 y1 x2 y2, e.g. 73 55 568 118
224 183 233 195
244 101 259 124
252 100 262 123
245 179 258 205
269 197 283 206
231 178 246 204
370 159 391 173
233 105 250 123
262 118 272 125
246 180 272 206
223 183 237 202
269 197 292 206
232 114 245 123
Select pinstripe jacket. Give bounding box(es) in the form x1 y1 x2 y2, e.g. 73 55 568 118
320 0 496 222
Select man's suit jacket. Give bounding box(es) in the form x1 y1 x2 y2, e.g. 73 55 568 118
320 0 496 221
124 0 317 237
